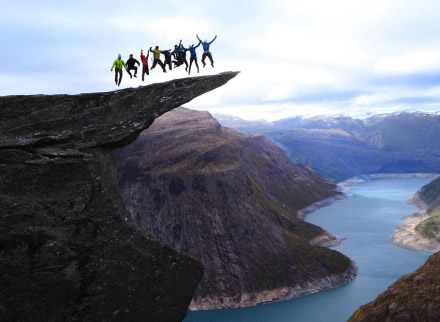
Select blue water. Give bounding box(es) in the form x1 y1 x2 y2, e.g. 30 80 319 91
185 177 433 322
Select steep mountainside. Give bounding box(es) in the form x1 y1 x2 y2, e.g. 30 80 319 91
116 107 356 310
0 72 238 321
415 176 440 242
349 252 440 322
215 112 440 181
361 112 440 151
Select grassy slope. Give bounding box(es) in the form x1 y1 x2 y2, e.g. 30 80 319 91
415 177 440 241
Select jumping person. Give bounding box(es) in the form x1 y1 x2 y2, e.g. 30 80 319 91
161 49 173 71
110 54 127 86
179 41 189 71
140 49 150 81
149 46 167 73
197 34 217 68
184 42 201 75
126 54 140 78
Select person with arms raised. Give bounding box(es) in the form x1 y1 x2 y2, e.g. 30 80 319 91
197 34 217 68
149 46 167 73
140 50 150 81
183 42 201 75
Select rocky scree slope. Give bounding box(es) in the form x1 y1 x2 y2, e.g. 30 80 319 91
116 107 356 310
0 72 238 322
348 251 440 322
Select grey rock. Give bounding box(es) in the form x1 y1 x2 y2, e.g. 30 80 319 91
0 72 238 321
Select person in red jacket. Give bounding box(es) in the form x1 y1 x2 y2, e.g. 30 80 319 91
140 50 150 81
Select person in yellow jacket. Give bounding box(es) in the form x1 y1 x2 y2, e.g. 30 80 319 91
149 46 167 73
110 54 128 86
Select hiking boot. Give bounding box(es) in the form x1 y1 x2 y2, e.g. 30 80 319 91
134 75 137 78
212 63 214 68
130 75 132 79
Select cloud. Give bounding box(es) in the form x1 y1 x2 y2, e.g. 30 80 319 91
1 0 440 120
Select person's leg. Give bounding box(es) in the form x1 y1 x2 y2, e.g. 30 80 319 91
151 59 158 70
142 67 146 81
146 66 149 75
194 57 199 73
158 60 166 72
188 57 193 74
184 57 189 71
118 69 122 86
167 60 172 71
208 53 214 67
114 68 119 84
201 53 207 67
127 67 133 78
133 66 138 77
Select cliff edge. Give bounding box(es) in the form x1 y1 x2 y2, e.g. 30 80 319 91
0 72 238 321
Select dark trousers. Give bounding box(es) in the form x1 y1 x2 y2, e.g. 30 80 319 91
202 52 214 66
151 59 166 72
174 56 188 70
141 66 149 81
127 66 138 77
114 68 122 85
188 56 199 74
165 59 172 71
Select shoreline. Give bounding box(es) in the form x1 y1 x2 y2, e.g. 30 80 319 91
190 173 438 312
391 192 440 253
189 261 358 311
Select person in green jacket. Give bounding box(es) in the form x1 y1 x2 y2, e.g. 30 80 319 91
110 54 127 86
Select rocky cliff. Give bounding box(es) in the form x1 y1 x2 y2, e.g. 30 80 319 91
348 251 440 322
116 107 356 310
0 72 238 321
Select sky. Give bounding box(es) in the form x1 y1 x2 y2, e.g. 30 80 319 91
2 0 440 121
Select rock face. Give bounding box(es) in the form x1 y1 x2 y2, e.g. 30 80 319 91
116 107 355 310
348 252 440 322
0 72 238 321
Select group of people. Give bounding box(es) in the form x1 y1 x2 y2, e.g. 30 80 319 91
110 34 217 86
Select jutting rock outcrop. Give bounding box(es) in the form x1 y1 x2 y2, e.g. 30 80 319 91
0 72 238 321
349 251 440 322
116 107 356 310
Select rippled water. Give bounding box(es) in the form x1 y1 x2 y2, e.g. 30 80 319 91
185 177 433 322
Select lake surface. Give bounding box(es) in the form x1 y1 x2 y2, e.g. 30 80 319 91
184 177 433 322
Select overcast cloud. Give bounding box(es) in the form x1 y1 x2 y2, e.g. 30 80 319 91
1 0 440 120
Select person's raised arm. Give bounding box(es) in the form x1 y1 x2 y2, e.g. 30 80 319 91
179 39 182 46
197 34 202 43
141 50 145 61
209 35 217 45
194 42 201 49
149 47 154 53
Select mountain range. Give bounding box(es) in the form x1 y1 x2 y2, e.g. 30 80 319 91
215 112 440 182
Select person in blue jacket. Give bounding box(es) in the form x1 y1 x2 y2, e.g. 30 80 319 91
183 42 201 75
197 34 217 68
172 40 189 71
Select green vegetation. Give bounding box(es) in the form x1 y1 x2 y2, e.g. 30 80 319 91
415 177 440 241
415 208 440 242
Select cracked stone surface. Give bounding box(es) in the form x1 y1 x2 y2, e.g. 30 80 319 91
0 72 238 321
